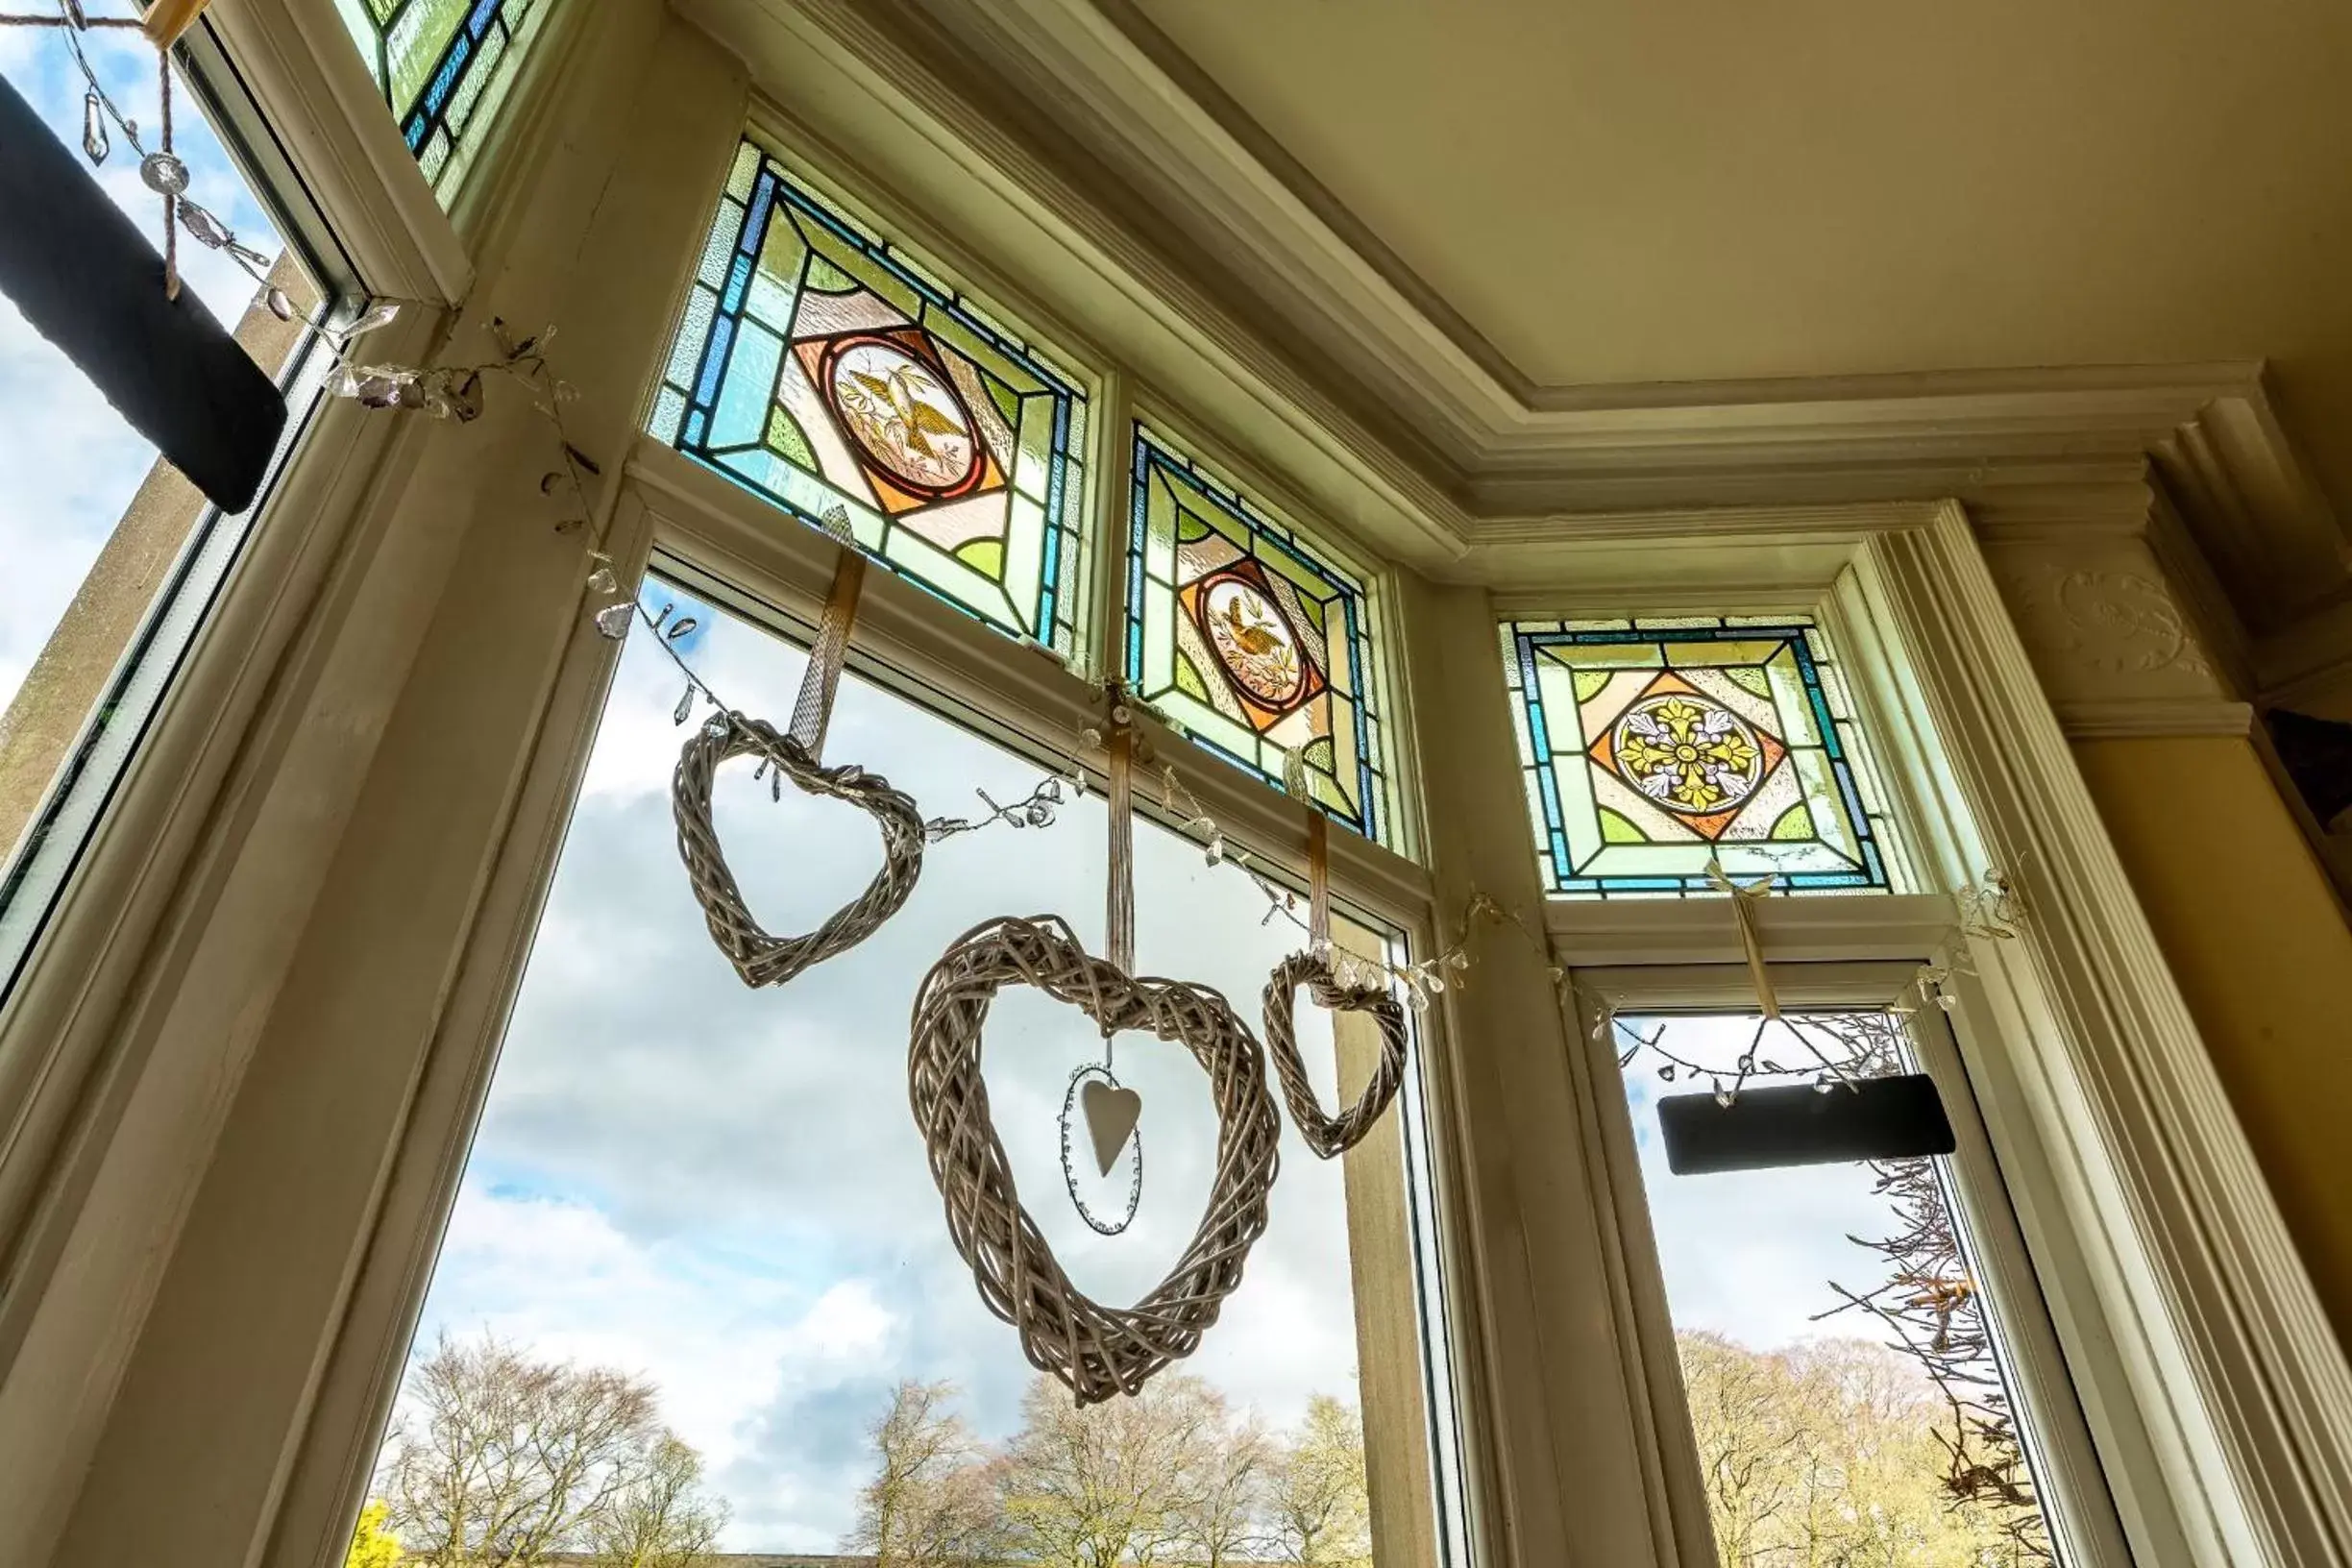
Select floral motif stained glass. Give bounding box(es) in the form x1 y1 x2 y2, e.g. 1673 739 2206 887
332 0 550 196
650 139 1090 656
1126 426 1390 844
1501 617 1904 897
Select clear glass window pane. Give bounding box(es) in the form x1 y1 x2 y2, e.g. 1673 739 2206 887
1126 424 1396 847
649 138 1093 660
1609 1009 2063 1564
1 23 324 993
1499 616 1907 897
359 578 1462 1561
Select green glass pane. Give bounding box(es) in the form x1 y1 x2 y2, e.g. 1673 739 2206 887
338 0 553 203
955 537 1006 583
765 406 816 470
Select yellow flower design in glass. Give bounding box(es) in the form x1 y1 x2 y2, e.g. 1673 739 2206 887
1605 685 1774 823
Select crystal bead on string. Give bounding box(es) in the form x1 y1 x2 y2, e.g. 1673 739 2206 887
81 91 108 164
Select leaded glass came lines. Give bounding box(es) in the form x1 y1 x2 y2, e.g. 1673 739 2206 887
1126 427 1391 845
332 0 548 196
1501 617 1904 897
650 139 1091 656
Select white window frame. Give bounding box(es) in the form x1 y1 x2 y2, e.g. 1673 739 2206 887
0 3 2345 1566
0 2 676 1560
1569 954 2133 1568
255 438 1475 1568
1418 508 2352 1567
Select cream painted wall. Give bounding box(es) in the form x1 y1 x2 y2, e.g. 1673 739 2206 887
2074 734 2352 1334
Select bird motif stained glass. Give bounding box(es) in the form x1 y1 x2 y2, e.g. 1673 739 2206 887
649 139 1090 656
1501 618 1904 896
1126 426 1391 845
332 0 550 196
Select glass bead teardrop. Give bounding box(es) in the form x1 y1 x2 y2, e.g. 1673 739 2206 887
81 92 108 165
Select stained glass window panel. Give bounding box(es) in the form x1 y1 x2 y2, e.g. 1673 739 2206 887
651 139 1090 656
1127 426 1391 844
1501 616 1904 897
332 0 550 197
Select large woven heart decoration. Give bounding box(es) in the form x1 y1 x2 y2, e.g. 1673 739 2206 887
1262 951 1409 1159
908 915 1283 1405
673 711 925 987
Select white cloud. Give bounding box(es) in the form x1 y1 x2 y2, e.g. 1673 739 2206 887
417 1180 897 1490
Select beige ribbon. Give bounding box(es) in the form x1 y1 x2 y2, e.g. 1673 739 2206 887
787 507 865 764
1283 750 1331 952
1105 717 1137 980
1707 861 1782 1020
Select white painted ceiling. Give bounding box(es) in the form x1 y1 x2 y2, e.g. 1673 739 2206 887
1126 0 2352 510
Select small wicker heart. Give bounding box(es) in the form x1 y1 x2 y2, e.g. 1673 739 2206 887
673 711 925 987
909 915 1282 1405
1262 951 1409 1159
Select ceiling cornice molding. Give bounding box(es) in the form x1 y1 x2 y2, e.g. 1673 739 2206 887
691 0 2352 688
685 0 1483 570
2053 698 2256 739
882 5 2342 537
899 0 1528 465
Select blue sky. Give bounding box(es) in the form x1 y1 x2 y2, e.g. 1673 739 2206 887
0 14 284 727
1619 1017 1900 1350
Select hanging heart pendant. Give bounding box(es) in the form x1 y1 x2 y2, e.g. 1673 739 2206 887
1081 1077 1143 1176
1060 1064 1142 1236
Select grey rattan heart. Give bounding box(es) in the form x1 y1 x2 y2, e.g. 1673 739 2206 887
673 712 925 987
908 914 1282 1405
1261 951 1408 1159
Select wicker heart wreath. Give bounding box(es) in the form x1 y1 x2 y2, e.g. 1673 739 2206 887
673 711 926 987
1261 952 1409 1160
907 914 1283 1406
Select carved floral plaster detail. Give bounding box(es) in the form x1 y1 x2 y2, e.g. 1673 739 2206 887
2051 570 2216 680
1988 543 2232 706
